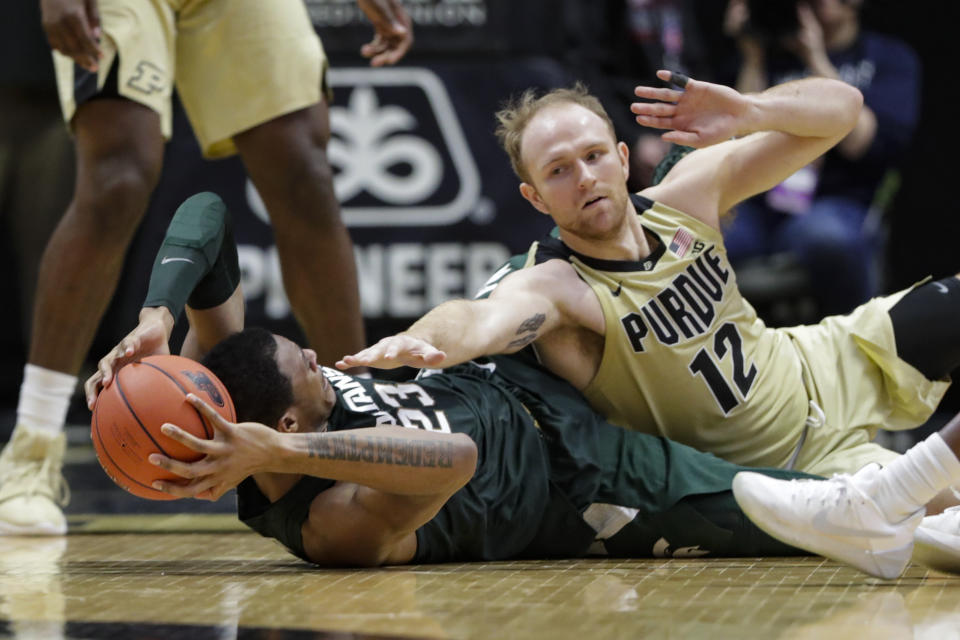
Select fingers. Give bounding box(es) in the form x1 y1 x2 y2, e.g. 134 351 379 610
630 101 678 118
184 394 232 433
158 422 220 456
632 114 677 131
84 371 103 410
149 450 209 479
420 348 447 366
633 85 683 103
656 69 691 89
151 476 221 500
337 338 445 369
150 453 232 501
50 12 101 71
360 0 413 66
661 130 702 147
362 30 413 67
337 341 399 369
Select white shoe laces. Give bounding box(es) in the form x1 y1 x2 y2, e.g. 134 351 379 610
788 473 863 510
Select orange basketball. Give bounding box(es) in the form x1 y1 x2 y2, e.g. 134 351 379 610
90 354 236 500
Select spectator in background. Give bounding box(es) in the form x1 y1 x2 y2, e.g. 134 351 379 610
722 0 921 317
563 0 723 190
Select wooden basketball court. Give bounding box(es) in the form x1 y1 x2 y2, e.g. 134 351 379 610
1 439 958 639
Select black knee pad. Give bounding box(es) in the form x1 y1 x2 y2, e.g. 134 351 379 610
888 277 960 380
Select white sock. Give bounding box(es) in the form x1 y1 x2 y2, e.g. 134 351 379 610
15 364 78 436
871 434 960 522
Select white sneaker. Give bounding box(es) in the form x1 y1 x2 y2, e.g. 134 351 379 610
0 428 69 535
732 465 924 579
913 506 960 575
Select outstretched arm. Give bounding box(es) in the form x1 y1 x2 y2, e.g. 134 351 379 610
636 70 862 228
632 69 861 149
337 260 599 370
153 394 478 566
84 193 243 407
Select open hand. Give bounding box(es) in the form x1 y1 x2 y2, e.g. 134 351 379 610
357 0 413 66
41 0 101 72
631 70 751 148
336 335 446 370
149 394 278 501
85 307 174 409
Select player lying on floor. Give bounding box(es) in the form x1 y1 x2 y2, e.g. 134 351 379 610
85 192 817 566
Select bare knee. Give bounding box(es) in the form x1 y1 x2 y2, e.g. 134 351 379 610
70 100 165 243
236 106 342 231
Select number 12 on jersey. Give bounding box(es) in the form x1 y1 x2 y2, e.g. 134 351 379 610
688 322 757 414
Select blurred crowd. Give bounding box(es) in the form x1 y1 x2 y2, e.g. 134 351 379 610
0 0 944 410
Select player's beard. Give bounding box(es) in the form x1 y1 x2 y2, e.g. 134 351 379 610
566 188 631 242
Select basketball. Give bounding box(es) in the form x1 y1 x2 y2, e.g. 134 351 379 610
90 354 236 500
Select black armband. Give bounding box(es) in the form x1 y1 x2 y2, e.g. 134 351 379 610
143 192 232 319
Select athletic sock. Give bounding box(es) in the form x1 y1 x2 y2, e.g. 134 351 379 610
15 364 78 436
870 433 960 522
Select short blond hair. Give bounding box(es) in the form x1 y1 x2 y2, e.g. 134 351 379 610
494 83 617 183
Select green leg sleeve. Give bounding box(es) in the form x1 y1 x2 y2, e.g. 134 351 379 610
143 192 233 319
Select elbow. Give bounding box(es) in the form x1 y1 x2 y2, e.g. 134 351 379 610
449 433 478 490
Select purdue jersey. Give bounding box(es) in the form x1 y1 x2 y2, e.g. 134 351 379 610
239 360 808 563
494 194 811 469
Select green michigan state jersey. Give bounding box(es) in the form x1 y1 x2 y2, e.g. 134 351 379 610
239 360 809 563
483 194 812 469
239 364 556 562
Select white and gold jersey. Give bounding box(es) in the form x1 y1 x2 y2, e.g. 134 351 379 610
494 194 948 475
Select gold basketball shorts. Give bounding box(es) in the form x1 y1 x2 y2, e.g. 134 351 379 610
53 0 328 158
783 282 951 476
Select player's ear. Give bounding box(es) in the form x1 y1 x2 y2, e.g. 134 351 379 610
519 182 550 215
277 411 300 433
617 141 630 178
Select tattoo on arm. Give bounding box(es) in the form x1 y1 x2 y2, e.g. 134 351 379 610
507 334 537 349
306 433 454 468
516 313 546 335
507 313 545 348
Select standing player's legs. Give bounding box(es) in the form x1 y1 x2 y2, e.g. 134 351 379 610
0 98 164 534
174 0 366 366
233 103 365 365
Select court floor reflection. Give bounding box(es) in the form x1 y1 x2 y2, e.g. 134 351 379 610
1 516 958 640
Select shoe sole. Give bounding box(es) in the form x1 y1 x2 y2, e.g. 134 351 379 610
0 520 67 536
913 528 960 575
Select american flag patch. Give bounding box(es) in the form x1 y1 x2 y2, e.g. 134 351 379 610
669 227 694 257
